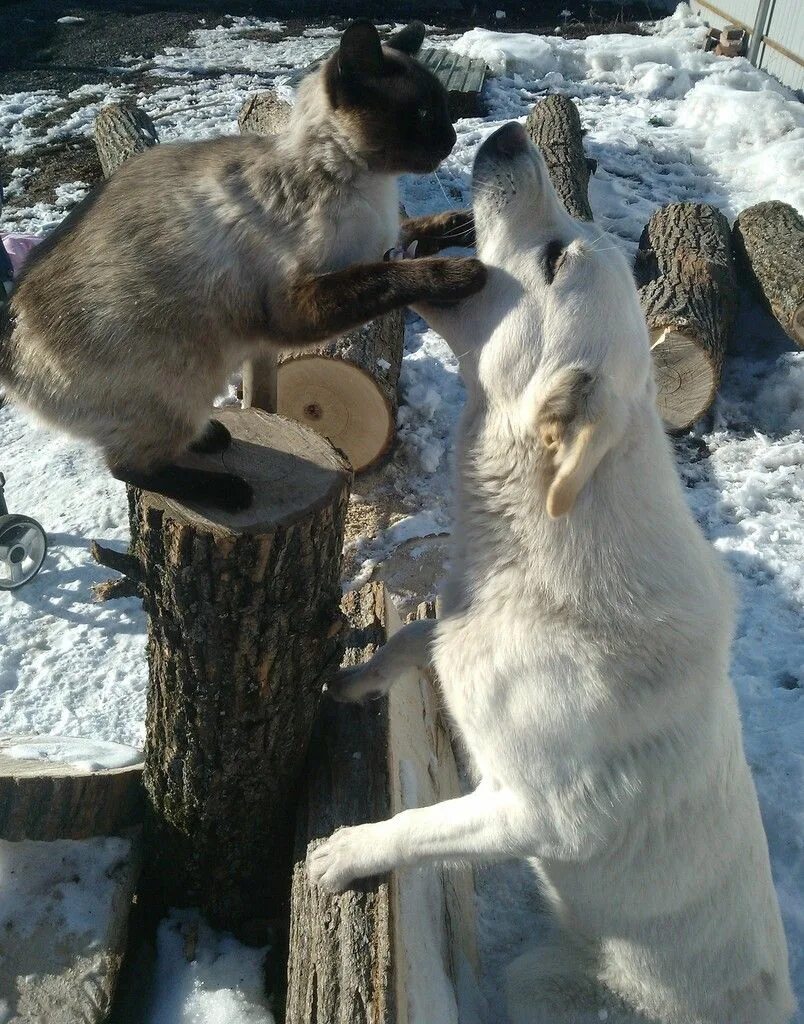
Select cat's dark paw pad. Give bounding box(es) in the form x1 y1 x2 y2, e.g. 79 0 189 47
214 474 253 511
190 419 232 454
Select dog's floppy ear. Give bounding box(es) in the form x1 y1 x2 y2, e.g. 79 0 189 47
527 366 625 519
386 21 426 55
339 20 384 78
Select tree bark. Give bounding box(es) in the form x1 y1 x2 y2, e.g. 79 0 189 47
286 585 480 1024
635 202 738 431
0 736 143 840
526 94 594 221
94 102 159 178
733 201 804 348
131 407 351 931
238 91 292 136
277 310 404 472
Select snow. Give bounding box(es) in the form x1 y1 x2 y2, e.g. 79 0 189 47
0 834 131 944
57 16 86 25
145 910 275 1024
3 736 142 772
0 5 802 1018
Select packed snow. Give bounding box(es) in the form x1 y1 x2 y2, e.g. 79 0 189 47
3 735 142 772
0 5 802 1020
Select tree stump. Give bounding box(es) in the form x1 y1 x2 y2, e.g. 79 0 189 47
635 202 738 431
238 91 292 136
0 735 143 840
287 584 480 1024
94 102 158 177
526 94 593 221
277 310 404 473
131 407 351 931
733 201 804 348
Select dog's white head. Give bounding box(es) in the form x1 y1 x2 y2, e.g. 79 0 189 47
416 121 655 518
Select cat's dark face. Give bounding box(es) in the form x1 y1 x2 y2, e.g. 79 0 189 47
325 21 457 175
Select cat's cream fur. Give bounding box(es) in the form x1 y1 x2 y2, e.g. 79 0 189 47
309 122 795 1024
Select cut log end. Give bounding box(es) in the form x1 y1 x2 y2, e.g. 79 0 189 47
277 356 395 472
0 735 144 841
650 327 719 431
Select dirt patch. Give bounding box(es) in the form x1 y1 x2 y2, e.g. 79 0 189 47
1 136 102 208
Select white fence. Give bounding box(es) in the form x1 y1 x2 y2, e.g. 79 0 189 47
690 0 804 92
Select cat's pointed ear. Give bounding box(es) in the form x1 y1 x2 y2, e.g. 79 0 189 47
339 20 384 78
386 21 426 55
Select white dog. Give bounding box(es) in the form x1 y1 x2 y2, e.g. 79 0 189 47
307 122 795 1024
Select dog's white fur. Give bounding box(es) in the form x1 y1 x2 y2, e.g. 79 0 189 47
307 123 795 1024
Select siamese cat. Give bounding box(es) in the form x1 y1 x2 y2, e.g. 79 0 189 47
0 20 484 510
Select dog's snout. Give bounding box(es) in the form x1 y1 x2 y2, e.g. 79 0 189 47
482 121 530 160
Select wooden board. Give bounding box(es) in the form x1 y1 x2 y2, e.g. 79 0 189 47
287 584 481 1024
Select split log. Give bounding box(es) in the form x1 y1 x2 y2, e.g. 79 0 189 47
635 202 738 431
526 94 593 221
733 201 804 348
238 91 292 136
287 584 480 1024
0 735 144 841
132 407 351 931
94 101 158 177
277 311 404 472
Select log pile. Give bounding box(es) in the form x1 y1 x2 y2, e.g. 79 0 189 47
287 584 479 1023
526 94 594 221
733 201 804 348
238 91 292 135
635 202 738 430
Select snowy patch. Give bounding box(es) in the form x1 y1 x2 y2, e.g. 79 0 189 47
56 16 86 24
145 909 275 1024
4 736 142 772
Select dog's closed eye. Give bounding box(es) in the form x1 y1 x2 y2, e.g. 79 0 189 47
543 240 565 284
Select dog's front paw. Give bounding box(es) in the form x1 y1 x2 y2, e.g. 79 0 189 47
307 825 379 892
327 664 390 703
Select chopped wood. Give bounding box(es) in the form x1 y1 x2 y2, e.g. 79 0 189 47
92 576 143 602
0 735 144 841
286 583 479 1024
277 310 404 473
132 407 351 931
733 201 804 348
94 102 158 178
90 539 142 581
526 94 594 221
635 202 739 431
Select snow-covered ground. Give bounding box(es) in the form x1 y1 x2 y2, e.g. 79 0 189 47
1 6 802 1021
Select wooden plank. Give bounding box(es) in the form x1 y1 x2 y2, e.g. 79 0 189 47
463 59 487 96
287 584 481 1024
446 53 473 93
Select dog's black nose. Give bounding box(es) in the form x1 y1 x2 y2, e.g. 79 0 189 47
483 121 529 159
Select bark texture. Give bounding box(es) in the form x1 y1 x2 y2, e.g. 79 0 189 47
0 738 144 841
286 586 479 1024
94 102 159 177
132 408 351 931
287 583 394 1024
277 310 404 472
733 201 804 348
526 94 593 221
635 202 738 430
238 91 293 136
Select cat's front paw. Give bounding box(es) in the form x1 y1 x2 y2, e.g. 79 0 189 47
420 256 487 306
307 826 380 892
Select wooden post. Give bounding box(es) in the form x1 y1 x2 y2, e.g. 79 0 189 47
526 95 594 222
287 584 480 1023
635 202 738 431
132 407 351 931
733 201 804 348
